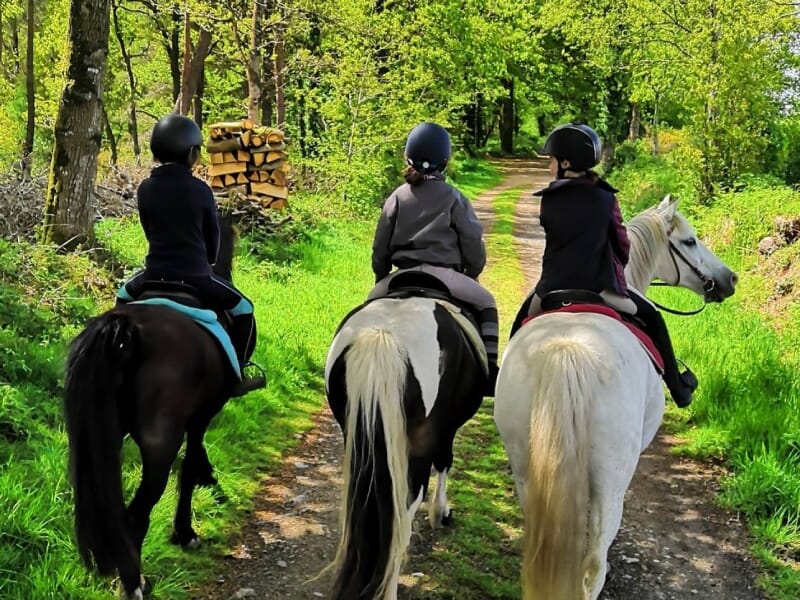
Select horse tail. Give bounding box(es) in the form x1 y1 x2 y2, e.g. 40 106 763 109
330 328 412 600
523 337 599 600
64 311 139 576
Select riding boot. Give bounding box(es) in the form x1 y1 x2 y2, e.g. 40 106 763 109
228 314 266 397
479 307 499 397
637 307 697 408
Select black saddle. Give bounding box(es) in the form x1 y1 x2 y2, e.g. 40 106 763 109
540 289 606 312
136 280 233 329
540 288 647 329
384 272 481 328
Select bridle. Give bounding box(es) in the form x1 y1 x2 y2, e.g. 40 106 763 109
648 240 716 316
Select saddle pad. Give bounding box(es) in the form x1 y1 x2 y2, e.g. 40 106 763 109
129 298 241 379
434 300 489 375
524 303 664 374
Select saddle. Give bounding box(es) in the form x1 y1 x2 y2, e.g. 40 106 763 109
135 280 234 329
117 280 241 378
530 289 664 373
350 272 489 374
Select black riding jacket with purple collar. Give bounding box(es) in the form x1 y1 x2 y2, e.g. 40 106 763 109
534 175 630 297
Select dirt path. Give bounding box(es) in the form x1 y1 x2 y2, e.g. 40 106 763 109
199 159 764 600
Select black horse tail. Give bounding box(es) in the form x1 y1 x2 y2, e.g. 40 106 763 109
329 328 416 600
64 311 139 576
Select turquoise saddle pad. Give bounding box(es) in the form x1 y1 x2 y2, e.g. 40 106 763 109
129 298 241 379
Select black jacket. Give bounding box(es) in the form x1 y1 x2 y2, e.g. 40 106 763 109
137 164 219 277
534 176 622 297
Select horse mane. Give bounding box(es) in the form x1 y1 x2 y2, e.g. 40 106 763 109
625 208 670 291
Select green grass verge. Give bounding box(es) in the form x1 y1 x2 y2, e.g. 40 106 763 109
612 156 800 599
403 187 528 599
0 165 502 599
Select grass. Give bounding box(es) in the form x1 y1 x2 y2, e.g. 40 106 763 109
611 154 800 599
402 187 529 599
0 165 503 599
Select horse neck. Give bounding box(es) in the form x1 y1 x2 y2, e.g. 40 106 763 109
213 213 235 282
625 214 665 294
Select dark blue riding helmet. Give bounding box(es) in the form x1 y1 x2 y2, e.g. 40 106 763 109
543 123 602 171
150 114 203 166
405 122 452 173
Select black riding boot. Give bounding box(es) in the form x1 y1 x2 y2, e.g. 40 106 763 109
635 305 697 408
229 314 266 397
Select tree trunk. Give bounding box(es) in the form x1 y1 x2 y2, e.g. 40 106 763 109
246 0 266 122
274 12 285 126
260 51 274 126
42 0 111 247
175 12 212 116
111 0 140 158
652 96 660 156
170 4 181 102
23 0 34 167
193 64 204 127
101 101 118 165
10 16 19 75
628 102 641 142
499 77 514 155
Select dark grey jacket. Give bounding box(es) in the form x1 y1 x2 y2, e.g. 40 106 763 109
371 175 486 281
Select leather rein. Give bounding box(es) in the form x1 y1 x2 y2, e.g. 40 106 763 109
647 241 716 316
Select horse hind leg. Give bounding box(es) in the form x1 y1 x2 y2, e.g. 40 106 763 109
429 449 454 528
122 436 182 598
172 423 215 548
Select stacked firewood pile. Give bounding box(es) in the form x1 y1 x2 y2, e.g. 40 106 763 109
205 119 290 210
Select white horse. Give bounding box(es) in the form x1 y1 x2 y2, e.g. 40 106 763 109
494 195 738 600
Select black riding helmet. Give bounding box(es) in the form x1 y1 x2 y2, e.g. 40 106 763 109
150 114 203 166
405 122 451 173
543 123 602 172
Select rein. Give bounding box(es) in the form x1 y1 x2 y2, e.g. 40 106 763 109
647 241 715 316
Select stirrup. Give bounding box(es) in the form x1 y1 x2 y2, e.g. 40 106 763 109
230 362 268 397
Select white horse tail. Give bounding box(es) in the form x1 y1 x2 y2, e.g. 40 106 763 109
330 327 413 600
523 337 600 600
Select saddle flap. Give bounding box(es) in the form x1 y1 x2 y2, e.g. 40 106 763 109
434 300 489 376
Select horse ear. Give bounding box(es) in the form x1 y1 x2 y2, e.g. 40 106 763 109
657 194 678 221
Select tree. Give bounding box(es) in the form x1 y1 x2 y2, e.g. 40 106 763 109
22 0 33 171
111 0 141 159
41 0 111 246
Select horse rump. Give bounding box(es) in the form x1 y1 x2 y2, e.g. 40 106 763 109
64 310 139 575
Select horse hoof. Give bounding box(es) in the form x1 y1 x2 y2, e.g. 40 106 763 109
170 529 200 548
197 475 218 488
141 576 153 596
441 510 454 527
212 486 229 505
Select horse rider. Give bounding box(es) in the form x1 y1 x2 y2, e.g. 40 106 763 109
368 122 500 396
118 114 264 397
511 122 697 407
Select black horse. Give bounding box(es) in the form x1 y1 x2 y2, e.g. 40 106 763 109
324 281 486 599
64 214 245 599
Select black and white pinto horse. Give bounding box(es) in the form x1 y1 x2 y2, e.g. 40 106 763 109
324 283 486 599
494 195 738 599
